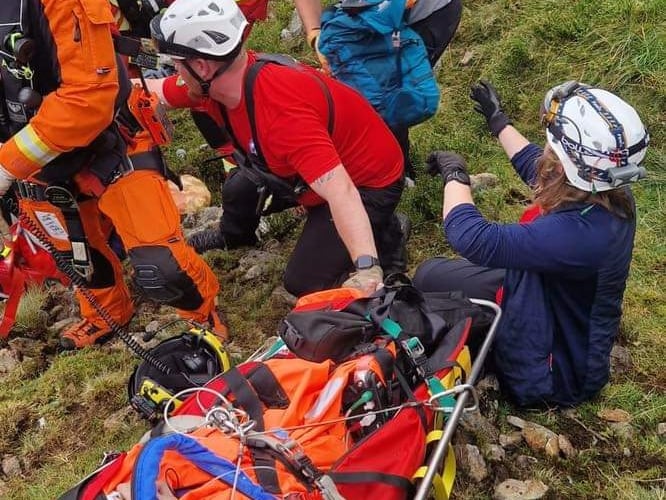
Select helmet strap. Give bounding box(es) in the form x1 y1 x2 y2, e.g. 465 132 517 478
181 59 234 97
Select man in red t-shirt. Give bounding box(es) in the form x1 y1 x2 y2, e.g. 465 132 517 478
149 0 406 296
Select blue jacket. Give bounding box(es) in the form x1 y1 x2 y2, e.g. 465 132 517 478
444 144 636 406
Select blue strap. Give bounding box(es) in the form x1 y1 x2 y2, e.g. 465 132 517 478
132 433 276 500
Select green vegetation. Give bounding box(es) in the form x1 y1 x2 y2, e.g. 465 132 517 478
0 0 663 498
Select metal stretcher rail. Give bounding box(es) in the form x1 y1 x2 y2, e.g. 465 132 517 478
413 299 502 500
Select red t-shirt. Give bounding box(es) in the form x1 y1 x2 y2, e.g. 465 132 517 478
163 51 403 206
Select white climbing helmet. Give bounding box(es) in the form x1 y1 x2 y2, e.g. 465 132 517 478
150 0 248 61
542 81 649 192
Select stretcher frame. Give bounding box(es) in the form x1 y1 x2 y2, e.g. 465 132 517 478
413 299 502 500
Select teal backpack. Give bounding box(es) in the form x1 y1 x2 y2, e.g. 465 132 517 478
318 0 440 129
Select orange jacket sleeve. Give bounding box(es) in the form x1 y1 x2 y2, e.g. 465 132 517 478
0 0 120 179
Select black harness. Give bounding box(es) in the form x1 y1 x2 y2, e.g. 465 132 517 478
219 54 335 215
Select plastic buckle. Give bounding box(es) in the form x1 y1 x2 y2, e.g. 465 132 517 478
402 336 425 359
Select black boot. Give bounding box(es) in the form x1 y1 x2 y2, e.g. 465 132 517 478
187 227 226 254
380 212 411 277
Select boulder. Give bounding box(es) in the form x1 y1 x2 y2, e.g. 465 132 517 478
169 175 211 215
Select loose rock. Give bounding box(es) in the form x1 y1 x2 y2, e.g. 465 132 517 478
1 455 21 478
48 317 78 335
557 434 577 458
597 408 631 423
271 286 298 307
144 320 161 335
485 444 506 462
8 337 43 358
280 8 304 41
657 422 666 437
493 479 549 500
609 345 632 375
499 431 523 448
522 423 560 458
0 348 20 374
515 454 538 468
48 304 64 320
506 415 527 429
456 444 489 483
461 411 500 442
470 172 500 191
609 421 634 441
460 49 475 66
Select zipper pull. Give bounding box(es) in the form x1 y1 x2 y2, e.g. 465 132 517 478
392 30 400 49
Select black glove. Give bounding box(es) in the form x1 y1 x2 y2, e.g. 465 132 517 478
426 151 471 186
470 80 512 137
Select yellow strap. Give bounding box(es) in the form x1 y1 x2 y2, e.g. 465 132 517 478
426 430 444 445
412 443 456 499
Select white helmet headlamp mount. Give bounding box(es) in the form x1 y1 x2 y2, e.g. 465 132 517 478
542 81 649 192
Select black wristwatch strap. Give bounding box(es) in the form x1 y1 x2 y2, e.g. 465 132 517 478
354 255 380 270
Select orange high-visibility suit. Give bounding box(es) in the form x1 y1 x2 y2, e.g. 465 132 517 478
0 0 221 347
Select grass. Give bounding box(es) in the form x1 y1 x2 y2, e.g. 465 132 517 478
0 0 663 498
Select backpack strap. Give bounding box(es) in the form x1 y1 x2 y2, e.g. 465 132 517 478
245 53 335 164
219 53 336 215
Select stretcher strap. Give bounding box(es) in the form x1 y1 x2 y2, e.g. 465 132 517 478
222 367 281 494
412 436 455 500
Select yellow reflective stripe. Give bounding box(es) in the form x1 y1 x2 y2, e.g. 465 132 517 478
14 125 59 166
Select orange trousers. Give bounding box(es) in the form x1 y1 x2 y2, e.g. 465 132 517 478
73 169 219 329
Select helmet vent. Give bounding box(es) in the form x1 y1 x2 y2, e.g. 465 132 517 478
203 30 230 45
208 2 221 12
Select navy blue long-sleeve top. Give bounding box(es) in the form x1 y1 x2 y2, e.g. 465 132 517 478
444 144 636 405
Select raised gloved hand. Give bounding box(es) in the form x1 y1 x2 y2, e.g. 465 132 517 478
470 80 512 137
307 28 331 75
0 163 15 197
342 265 383 296
426 151 471 186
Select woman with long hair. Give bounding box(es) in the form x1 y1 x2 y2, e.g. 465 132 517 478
415 81 649 406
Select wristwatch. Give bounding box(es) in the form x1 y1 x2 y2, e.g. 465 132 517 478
354 255 380 270
444 169 471 186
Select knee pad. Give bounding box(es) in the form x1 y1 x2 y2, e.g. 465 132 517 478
129 246 204 310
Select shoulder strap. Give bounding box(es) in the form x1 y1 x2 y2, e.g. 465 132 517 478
241 53 336 165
